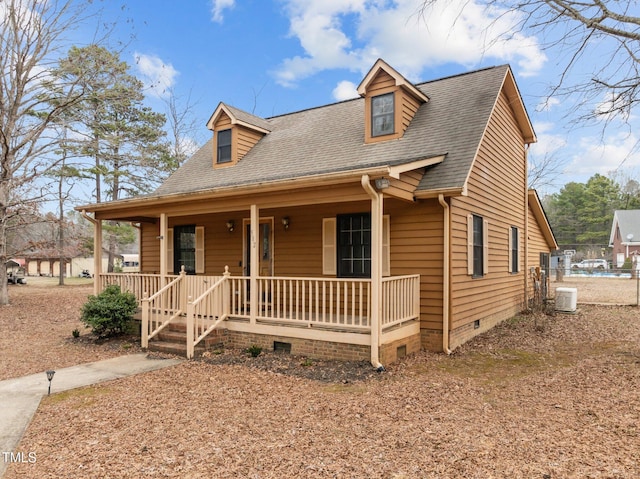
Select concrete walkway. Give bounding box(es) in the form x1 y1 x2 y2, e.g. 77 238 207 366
0 354 184 477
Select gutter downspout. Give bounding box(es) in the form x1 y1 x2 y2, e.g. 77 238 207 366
361 175 384 371
81 210 101 296
524 145 530 309
438 195 452 355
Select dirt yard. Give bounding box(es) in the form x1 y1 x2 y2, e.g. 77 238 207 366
551 275 640 305
2 279 640 478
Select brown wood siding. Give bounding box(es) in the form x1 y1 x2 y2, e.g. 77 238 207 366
401 91 421 133
527 202 552 268
449 90 527 346
137 195 444 335
368 70 396 93
236 125 264 161
140 222 160 273
386 169 424 201
386 199 444 332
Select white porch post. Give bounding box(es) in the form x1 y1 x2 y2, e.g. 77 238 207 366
250 204 259 325
159 213 168 278
361 175 383 368
94 218 102 296
81 210 102 295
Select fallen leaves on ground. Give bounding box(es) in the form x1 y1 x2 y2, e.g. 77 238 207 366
2 284 640 478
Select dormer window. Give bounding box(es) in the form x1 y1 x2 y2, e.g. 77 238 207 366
217 129 232 164
371 93 395 137
208 103 271 168
358 59 429 144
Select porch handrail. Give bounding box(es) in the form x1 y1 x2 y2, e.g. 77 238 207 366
381 274 420 329
99 273 170 305
141 270 187 349
185 268 231 359
229 275 372 330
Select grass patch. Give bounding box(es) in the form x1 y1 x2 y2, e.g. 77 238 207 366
436 349 572 384
323 383 368 394
42 385 111 407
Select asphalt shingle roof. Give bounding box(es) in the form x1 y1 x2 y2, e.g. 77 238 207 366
154 65 511 198
613 210 640 243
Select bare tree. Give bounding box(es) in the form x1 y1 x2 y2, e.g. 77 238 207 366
0 0 103 304
162 87 204 173
528 151 566 190
419 1 640 121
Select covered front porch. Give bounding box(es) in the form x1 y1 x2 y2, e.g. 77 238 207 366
100 269 421 362
81 172 438 366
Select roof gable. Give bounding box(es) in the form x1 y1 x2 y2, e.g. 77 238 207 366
529 189 558 250
609 210 640 245
206 102 271 134
357 58 429 103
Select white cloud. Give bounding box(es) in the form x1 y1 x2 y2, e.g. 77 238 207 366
531 121 567 156
274 0 546 86
332 80 359 101
211 0 235 23
134 53 178 98
536 97 561 112
566 132 640 177
595 92 634 123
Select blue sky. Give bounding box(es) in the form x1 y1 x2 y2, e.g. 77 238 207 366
84 0 639 195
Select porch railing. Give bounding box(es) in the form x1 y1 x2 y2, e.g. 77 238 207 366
101 271 421 352
229 276 372 330
100 273 167 302
185 268 231 358
140 272 186 348
381 274 420 329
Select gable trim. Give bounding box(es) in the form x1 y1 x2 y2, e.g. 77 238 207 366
388 155 445 179
357 58 429 103
528 189 558 250
207 103 271 134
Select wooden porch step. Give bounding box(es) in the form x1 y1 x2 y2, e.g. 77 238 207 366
147 323 225 358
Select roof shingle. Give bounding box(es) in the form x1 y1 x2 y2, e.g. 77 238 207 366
154 65 512 198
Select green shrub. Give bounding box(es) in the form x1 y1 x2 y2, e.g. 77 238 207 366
72 328 80 338
246 345 262 357
80 285 138 338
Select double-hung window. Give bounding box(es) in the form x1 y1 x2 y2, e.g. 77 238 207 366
174 225 196 274
217 129 232 164
337 213 371 278
467 214 488 277
510 226 519 274
472 215 484 277
371 93 394 137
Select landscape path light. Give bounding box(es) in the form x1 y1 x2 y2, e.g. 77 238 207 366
46 370 55 395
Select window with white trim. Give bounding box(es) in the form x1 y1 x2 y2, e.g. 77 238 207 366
371 93 394 137
467 214 488 277
170 225 205 274
509 226 519 274
338 213 371 278
322 215 390 277
216 129 232 164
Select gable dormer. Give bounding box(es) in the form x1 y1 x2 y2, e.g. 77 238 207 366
206 103 271 168
357 59 429 144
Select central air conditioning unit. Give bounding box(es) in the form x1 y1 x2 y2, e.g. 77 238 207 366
555 287 577 313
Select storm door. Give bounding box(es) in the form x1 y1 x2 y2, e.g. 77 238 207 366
244 219 273 277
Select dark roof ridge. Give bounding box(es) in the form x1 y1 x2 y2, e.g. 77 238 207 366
257 64 509 121
414 64 509 88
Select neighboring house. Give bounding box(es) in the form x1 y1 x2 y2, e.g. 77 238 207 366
609 210 640 267
77 59 557 366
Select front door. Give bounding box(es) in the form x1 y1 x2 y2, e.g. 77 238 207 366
244 218 273 277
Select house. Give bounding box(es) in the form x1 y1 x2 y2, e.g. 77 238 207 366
609 210 640 268
77 59 557 366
